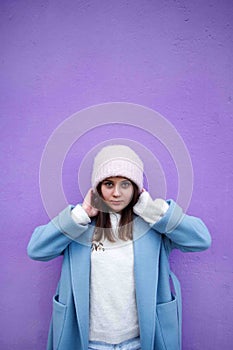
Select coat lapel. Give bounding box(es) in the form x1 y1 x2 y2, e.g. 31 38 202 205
133 218 162 350
69 225 94 350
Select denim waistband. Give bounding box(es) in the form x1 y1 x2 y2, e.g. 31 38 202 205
88 336 141 350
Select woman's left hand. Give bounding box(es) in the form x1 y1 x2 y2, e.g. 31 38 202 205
133 190 169 224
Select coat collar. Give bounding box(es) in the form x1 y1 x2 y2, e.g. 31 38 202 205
69 218 161 350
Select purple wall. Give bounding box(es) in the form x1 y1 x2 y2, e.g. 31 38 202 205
1 1 232 349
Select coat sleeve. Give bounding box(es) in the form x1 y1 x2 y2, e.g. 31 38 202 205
150 199 211 253
27 205 89 261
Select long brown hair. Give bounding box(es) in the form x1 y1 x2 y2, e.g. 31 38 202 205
92 180 140 242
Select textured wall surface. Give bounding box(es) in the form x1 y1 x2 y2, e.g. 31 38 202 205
1 1 232 349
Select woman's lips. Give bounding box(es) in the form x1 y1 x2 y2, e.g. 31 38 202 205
109 201 123 205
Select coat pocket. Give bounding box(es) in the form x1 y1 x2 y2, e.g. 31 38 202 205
52 294 67 350
154 295 180 350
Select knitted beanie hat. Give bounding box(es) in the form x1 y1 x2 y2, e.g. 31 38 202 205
91 145 144 192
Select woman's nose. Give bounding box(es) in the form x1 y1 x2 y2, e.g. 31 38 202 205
113 185 121 196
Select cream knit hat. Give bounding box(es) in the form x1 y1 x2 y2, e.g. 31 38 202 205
91 145 144 192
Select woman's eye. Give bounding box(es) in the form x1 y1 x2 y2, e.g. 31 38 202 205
103 182 113 188
121 181 131 188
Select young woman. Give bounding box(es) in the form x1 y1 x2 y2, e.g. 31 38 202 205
27 145 211 350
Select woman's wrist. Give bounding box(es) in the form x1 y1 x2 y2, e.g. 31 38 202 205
71 204 91 225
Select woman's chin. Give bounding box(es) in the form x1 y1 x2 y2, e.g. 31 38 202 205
108 203 125 213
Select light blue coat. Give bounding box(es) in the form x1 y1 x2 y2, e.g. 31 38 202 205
27 200 211 350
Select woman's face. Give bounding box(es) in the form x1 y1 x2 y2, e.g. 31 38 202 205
100 177 134 213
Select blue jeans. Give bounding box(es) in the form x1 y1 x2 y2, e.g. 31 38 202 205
88 336 141 350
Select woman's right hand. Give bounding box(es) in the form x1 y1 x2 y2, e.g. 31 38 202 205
82 188 99 217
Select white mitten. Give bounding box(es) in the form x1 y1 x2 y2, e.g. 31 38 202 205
133 191 169 224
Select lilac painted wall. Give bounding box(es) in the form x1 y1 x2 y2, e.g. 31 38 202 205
1 1 232 349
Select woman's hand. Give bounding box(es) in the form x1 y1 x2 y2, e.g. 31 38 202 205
82 189 99 217
133 190 169 224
